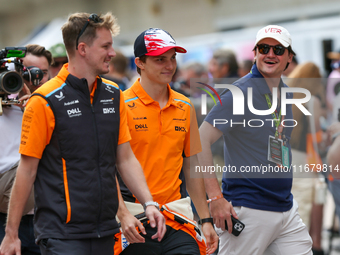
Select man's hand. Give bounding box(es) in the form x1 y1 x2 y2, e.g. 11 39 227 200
0 232 21 255
201 223 219 255
16 84 31 109
119 212 146 244
145 206 166 242
210 198 237 233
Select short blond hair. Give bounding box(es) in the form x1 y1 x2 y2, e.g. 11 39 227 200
61 12 120 57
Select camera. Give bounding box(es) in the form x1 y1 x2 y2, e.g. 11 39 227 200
0 47 43 116
0 47 26 99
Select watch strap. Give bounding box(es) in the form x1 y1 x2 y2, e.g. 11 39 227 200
143 201 159 211
198 217 214 226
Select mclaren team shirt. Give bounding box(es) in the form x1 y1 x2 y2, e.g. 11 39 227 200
19 64 131 158
123 79 202 205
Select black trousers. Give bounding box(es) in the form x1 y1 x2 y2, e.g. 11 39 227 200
39 235 115 255
121 225 200 255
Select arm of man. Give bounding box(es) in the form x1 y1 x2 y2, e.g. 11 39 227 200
116 141 166 241
197 121 237 233
115 177 146 244
0 155 39 255
183 155 218 254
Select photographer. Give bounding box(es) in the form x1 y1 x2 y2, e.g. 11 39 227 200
0 44 52 255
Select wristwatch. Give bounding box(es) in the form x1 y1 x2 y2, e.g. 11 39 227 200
143 201 159 211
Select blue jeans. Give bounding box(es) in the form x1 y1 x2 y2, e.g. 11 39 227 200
0 213 41 255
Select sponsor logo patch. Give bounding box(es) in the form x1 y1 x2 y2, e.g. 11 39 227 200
55 91 65 101
103 107 115 114
175 126 187 132
135 124 148 131
67 108 82 118
64 100 79 106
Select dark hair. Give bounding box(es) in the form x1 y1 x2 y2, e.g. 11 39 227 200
110 51 128 74
25 44 53 66
136 55 147 75
212 49 239 74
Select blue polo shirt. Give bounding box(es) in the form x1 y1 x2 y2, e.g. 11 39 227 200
205 64 294 212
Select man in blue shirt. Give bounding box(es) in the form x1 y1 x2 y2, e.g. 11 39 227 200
198 25 312 255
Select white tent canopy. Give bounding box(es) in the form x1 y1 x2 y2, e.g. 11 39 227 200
20 18 66 50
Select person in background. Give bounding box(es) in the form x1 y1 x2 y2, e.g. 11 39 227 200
238 59 253 77
287 62 327 255
173 61 208 98
327 122 340 176
102 50 130 91
48 43 68 78
208 48 239 84
282 55 298 77
0 44 53 255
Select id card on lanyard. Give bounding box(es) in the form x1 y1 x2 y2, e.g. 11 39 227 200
265 94 289 168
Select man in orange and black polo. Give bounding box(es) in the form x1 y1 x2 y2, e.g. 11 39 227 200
0 13 165 255
117 28 218 255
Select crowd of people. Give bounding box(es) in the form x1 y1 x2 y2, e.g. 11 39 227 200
0 10 340 255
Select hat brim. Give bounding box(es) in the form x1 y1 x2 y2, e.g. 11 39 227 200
145 46 187 56
255 35 290 48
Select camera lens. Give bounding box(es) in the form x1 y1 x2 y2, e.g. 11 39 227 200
0 71 24 94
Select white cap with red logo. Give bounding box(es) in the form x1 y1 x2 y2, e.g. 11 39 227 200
255 25 292 48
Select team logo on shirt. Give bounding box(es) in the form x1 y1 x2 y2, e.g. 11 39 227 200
64 100 79 106
175 126 187 132
100 99 114 105
173 118 186 122
103 107 115 114
133 117 147 120
67 108 82 118
55 91 65 101
176 105 185 111
128 102 137 110
105 85 115 94
135 124 148 131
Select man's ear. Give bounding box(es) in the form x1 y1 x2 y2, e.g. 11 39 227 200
287 52 293 64
135 57 145 70
77 43 87 57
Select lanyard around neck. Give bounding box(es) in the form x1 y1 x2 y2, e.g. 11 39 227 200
264 93 282 137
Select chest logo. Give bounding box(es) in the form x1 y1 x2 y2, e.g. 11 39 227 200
175 126 187 132
55 91 65 101
103 107 115 114
67 108 82 118
135 124 148 131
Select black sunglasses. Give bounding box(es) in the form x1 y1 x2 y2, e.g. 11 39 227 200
256 44 287 56
75 13 103 50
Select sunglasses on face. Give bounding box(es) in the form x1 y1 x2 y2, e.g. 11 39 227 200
256 44 287 56
76 13 103 50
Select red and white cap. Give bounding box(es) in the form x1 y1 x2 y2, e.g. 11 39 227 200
255 25 292 48
134 28 187 57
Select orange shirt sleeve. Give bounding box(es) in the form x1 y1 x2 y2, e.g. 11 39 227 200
118 90 131 145
19 95 55 159
184 102 202 157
